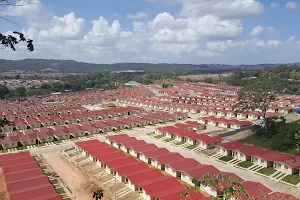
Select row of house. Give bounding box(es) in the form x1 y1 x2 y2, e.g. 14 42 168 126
75 139 207 200
199 116 253 129
216 141 300 176
101 135 297 200
0 151 62 200
1 106 144 132
156 125 222 150
0 111 188 149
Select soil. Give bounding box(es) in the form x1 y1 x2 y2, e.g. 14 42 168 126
0 168 10 200
42 152 111 200
223 129 255 141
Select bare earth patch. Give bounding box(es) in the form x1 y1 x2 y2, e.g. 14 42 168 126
223 129 255 141
42 152 111 200
0 168 10 200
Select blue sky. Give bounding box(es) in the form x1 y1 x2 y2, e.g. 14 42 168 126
1 0 300 65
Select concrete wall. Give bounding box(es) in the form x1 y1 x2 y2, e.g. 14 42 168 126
273 161 298 175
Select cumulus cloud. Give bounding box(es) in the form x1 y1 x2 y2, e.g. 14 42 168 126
179 0 264 19
127 12 148 20
3 0 42 19
1 0 300 65
286 1 297 9
250 25 264 37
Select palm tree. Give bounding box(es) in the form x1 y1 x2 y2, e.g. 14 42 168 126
93 189 104 200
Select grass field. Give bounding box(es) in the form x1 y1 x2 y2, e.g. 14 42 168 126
175 141 185 146
164 138 174 142
282 175 300 185
186 145 198 150
155 135 163 139
237 161 253 168
257 168 276 176
219 155 234 162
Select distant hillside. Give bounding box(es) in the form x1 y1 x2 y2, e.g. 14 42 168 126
0 59 286 74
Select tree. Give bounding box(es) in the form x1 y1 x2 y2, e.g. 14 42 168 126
182 174 251 200
14 86 27 97
234 86 275 129
1 0 34 51
0 85 10 99
92 189 104 200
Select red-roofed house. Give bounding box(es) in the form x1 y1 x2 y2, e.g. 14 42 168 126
151 153 185 171
139 148 170 165
165 158 201 179
181 165 220 186
273 156 300 175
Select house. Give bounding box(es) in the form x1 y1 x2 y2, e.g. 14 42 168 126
19 131 38 146
215 142 246 157
114 117 138 129
273 156 300 175
67 124 86 138
236 181 272 200
37 128 54 143
139 148 170 164
105 134 130 146
53 126 70 140
0 134 19 149
228 119 252 129
165 158 200 179
185 121 206 131
188 134 222 149
232 145 262 162
104 119 125 130
128 144 158 158
115 162 149 182
251 150 291 168
93 121 112 132
104 156 137 174
151 153 185 171
181 165 220 186
119 140 147 153
126 116 148 126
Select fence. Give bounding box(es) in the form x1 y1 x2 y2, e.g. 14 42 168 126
218 126 252 138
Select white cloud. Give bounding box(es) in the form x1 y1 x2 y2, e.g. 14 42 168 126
270 2 278 8
267 27 276 33
250 25 264 37
1 0 300 65
127 12 148 20
286 1 297 9
179 0 264 19
3 0 42 19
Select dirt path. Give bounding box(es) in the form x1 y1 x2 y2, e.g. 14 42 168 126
42 152 110 200
0 168 9 200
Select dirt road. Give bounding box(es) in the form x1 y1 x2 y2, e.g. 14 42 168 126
42 152 110 200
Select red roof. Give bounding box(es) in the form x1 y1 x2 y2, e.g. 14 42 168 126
167 158 201 172
106 134 130 141
0 157 35 167
142 177 183 198
216 141 245 151
3 162 39 174
141 148 170 158
129 144 158 153
75 139 101 148
105 156 137 169
9 184 58 200
263 192 298 200
121 140 147 148
95 151 124 162
7 176 50 193
0 151 31 162
184 165 221 180
127 168 164 185
116 162 149 176
81 143 109 152
241 181 272 200
155 153 185 165
4 168 44 183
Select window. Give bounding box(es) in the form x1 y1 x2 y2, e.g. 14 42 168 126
261 159 264 163
223 149 225 152
240 153 243 157
284 165 288 170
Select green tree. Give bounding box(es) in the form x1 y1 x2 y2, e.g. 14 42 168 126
0 85 10 99
182 174 251 200
14 86 27 97
1 1 34 51
92 189 104 200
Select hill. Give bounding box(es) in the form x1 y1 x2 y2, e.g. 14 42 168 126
0 59 285 74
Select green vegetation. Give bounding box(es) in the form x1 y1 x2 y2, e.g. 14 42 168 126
154 135 163 139
65 147 75 152
45 172 52 177
237 161 253 168
50 179 58 184
225 66 300 95
55 188 66 194
257 168 276 176
219 155 234 162
186 145 198 150
242 119 300 154
39 165 48 170
281 175 300 185
53 140 63 144
164 138 175 142
200 149 217 156
0 149 8 153
175 141 185 146
146 132 155 136
16 146 28 150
